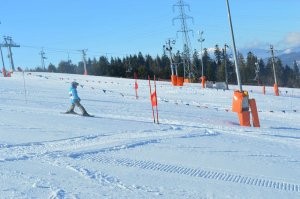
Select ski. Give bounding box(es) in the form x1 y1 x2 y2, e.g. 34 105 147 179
61 112 94 117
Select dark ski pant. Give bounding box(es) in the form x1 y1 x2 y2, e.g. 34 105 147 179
68 101 87 114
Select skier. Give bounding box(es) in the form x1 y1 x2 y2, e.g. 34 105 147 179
65 81 90 116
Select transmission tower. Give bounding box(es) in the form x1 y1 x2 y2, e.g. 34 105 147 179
1 36 20 72
173 0 195 80
40 49 47 71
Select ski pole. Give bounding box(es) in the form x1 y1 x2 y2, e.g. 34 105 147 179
22 71 28 104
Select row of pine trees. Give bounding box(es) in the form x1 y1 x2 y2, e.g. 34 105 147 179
32 45 300 88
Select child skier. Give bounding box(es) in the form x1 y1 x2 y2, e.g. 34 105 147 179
65 81 90 116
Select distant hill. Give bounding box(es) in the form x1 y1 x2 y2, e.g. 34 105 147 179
278 52 300 67
239 46 300 67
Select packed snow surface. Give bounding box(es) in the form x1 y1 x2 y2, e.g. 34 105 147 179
0 72 300 199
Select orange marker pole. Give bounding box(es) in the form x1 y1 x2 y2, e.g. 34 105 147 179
148 75 156 123
134 72 138 99
154 75 159 124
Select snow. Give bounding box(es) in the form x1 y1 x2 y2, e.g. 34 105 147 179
0 72 300 199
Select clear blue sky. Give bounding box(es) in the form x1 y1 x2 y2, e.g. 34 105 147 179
1 0 300 69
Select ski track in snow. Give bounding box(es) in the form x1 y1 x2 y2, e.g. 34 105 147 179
0 127 210 163
48 160 163 197
78 154 300 193
2 128 297 195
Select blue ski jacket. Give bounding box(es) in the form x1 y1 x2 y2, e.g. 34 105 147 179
69 87 80 104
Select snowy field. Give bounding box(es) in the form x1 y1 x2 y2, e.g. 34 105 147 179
0 72 300 199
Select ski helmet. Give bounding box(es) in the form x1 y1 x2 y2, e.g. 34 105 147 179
71 81 79 87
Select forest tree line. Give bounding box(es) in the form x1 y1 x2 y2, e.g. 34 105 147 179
31 45 300 88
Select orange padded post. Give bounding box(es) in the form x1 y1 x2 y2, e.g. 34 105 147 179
177 77 184 86
238 112 251 127
249 99 260 127
171 75 177 86
201 76 206 88
274 83 279 96
232 91 244 113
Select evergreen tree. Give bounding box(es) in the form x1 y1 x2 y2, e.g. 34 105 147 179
203 48 216 81
275 58 284 86
245 52 257 84
192 50 201 79
237 52 246 84
57 61 76 74
293 60 299 75
47 63 56 73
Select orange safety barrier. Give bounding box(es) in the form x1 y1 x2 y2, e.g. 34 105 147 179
274 83 279 96
201 76 206 88
262 85 266 95
232 90 251 127
177 77 184 86
232 90 249 113
249 99 260 127
171 75 177 86
184 78 190 83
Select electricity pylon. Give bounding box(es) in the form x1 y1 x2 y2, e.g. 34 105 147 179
173 0 195 80
2 36 20 72
40 49 47 71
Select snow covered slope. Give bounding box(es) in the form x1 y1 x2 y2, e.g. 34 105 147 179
0 72 300 199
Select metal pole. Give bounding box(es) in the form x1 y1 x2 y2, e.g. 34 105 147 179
224 44 229 90
270 45 278 85
81 49 88 75
198 31 205 78
22 71 28 104
165 39 175 76
226 0 242 92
